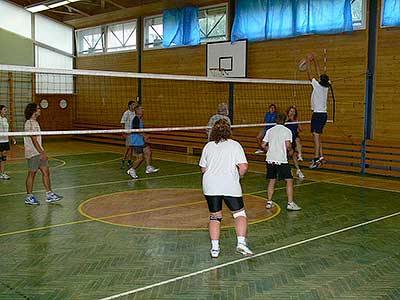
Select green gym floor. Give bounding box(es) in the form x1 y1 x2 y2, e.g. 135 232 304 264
0 140 399 300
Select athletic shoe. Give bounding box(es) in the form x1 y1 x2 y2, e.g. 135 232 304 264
266 200 274 209
145 166 159 174
254 148 264 154
236 243 254 256
25 195 40 205
127 168 138 179
309 159 319 169
297 154 303 161
296 169 305 179
46 192 63 203
0 173 10 180
317 156 327 168
287 201 302 211
210 248 220 258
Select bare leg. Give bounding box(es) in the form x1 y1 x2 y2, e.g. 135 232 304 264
132 153 144 170
313 132 321 158
232 209 247 237
0 150 5 174
26 171 37 194
295 137 303 157
209 211 222 240
286 178 294 203
39 166 51 192
268 179 276 201
143 146 152 166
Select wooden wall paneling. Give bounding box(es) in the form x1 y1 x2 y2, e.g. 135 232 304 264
35 94 74 131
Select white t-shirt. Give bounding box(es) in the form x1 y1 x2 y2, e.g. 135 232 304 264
311 78 328 113
0 116 9 143
199 139 247 197
120 110 136 130
263 124 292 164
24 119 42 159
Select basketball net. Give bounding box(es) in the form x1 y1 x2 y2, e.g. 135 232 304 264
208 68 228 78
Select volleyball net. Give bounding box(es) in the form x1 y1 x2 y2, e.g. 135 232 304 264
0 64 335 139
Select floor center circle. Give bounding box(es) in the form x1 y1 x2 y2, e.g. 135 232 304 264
79 189 280 230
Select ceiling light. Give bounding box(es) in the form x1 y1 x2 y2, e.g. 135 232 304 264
68 0 81 2
48 0 70 8
26 4 49 13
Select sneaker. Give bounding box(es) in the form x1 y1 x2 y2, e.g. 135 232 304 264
266 200 274 209
25 195 40 205
210 248 220 258
309 159 319 169
0 173 10 180
146 166 159 174
236 243 254 256
46 192 63 203
297 154 303 161
317 156 327 168
287 201 302 211
296 169 305 179
254 148 264 154
127 168 138 179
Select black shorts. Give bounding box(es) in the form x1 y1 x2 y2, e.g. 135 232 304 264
205 195 244 213
311 112 328 134
266 163 293 180
0 142 10 152
132 144 148 154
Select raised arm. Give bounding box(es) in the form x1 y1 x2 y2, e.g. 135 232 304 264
306 54 313 81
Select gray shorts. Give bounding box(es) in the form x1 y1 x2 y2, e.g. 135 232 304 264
125 135 131 146
27 155 49 172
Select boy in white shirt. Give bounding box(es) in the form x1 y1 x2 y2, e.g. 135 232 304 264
261 112 301 211
120 100 137 168
306 53 330 169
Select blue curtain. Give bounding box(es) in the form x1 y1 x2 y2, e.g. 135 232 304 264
382 0 400 27
231 0 353 42
231 0 267 42
163 6 200 47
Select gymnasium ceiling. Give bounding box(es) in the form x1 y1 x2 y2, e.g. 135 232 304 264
8 0 221 28
9 0 161 23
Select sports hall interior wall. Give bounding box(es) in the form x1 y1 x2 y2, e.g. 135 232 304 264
0 28 34 67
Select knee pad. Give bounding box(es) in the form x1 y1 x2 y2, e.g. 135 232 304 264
1 156 6 161
210 215 223 223
232 210 247 219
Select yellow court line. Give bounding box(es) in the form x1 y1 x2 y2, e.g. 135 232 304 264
0 219 91 237
79 189 280 231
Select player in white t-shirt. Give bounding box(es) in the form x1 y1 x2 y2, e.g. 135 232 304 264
0 105 16 180
23 103 63 205
199 119 253 258
120 100 137 169
261 112 301 211
306 53 330 169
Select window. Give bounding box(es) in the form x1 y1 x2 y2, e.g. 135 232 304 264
144 4 227 50
351 0 366 30
76 26 104 55
199 4 227 43
144 15 163 49
106 20 137 52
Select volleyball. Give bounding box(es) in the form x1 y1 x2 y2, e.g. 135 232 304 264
298 58 307 72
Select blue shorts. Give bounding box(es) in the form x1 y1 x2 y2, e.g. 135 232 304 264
311 113 327 134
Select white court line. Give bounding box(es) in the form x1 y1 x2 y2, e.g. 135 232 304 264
98 211 400 300
0 171 200 198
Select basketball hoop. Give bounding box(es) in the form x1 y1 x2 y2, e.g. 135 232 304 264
208 67 228 78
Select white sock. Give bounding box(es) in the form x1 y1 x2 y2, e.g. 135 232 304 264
211 240 219 250
46 191 52 195
237 236 246 245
